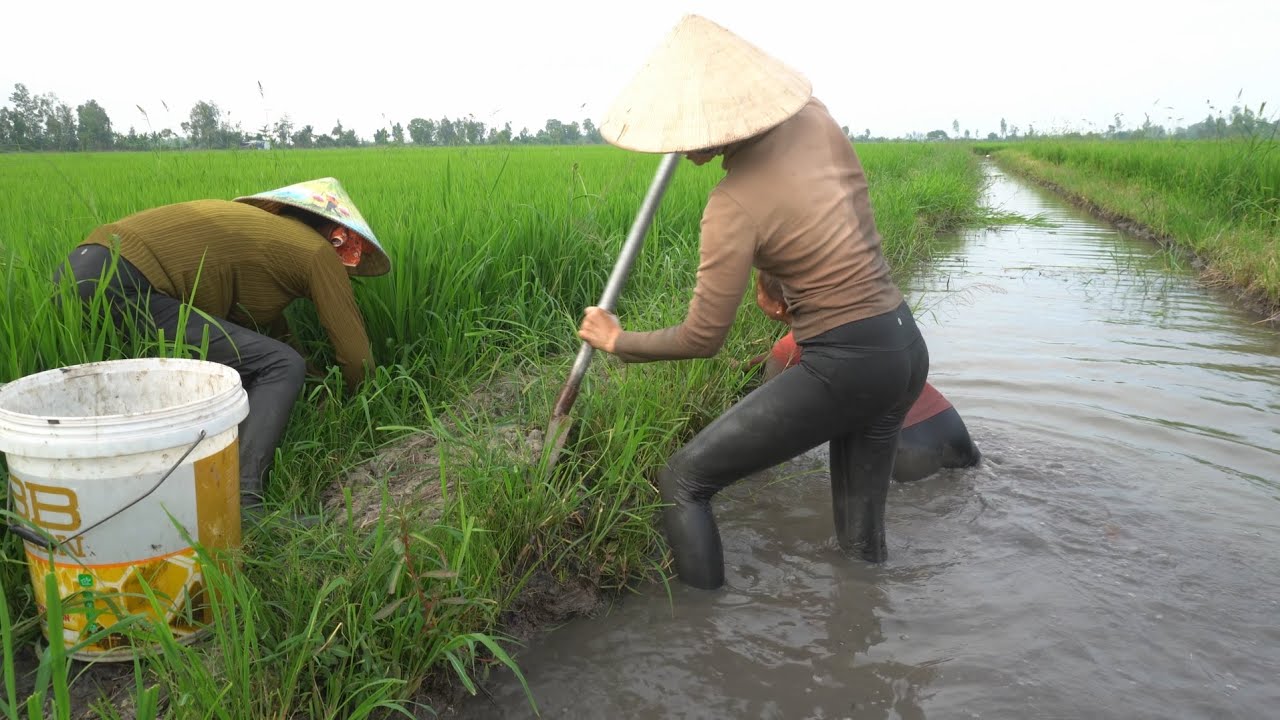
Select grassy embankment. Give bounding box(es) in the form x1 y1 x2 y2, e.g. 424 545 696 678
975 138 1280 318
0 141 985 718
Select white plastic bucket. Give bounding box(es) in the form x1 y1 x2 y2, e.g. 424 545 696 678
0 358 249 661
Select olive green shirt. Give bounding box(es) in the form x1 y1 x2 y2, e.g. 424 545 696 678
84 199 374 390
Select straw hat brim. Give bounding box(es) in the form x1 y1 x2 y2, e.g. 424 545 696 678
234 177 390 277
600 14 813 154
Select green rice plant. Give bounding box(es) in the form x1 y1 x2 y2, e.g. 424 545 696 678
0 141 985 717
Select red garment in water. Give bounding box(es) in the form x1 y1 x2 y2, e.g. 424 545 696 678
769 331 951 428
771 330 802 367
903 382 951 427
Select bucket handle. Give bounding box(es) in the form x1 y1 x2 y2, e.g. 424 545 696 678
4 430 207 552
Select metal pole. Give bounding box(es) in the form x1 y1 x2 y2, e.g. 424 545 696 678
598 152 682 312
550 152 681 420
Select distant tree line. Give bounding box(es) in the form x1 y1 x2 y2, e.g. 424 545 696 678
906 102 1277 144
1 82 1274 153
0 83 607 152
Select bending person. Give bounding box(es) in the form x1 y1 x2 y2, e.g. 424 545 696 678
55 177 388 522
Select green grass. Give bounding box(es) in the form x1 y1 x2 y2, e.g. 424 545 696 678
982 138 1280 312
0 141 984 718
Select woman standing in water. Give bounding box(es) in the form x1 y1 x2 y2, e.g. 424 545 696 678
577 14 930 589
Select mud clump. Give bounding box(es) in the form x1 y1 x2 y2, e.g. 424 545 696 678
407 568 606 719
320 372 547 531
497 568 605 643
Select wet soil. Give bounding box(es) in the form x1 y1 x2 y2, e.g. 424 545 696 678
10 645 136 719
320 371 546 531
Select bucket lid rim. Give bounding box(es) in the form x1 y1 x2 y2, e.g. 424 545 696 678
0 358 246 426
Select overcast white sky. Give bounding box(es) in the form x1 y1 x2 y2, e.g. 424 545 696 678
3 0 1277 140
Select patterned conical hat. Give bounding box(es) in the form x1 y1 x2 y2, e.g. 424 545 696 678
234 177 390 276
599 14 812 153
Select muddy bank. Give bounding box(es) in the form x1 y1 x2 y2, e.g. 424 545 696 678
321 369 545 529
320 366 618 639
9 645 137 719
409 568 609 718
8 568 609 720
319 368 618 717
990 151 1280 327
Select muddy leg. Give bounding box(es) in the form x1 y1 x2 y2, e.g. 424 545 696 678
830 422 901 562
658 364 844 590
830 335 929 562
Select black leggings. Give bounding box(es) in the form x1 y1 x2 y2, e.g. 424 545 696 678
895 407 982 482
55 244 305 504
658 301 930 589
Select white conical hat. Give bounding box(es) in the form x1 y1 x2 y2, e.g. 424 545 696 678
599 14 812 153
234 177 390 277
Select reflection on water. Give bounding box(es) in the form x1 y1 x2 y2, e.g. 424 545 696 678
448 165 1280 720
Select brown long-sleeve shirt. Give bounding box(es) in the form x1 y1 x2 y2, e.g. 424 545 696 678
613 97 904 363
84 199 375 390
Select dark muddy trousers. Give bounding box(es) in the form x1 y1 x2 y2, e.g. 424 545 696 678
659 301 930 590
894 407 982 483
56 244 305 506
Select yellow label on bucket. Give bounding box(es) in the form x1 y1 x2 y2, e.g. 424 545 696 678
10 439 240 661
24 549 209 656
196 441 241 555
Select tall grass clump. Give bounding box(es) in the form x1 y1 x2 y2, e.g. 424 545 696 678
990 137 1280 311
0 140 984 717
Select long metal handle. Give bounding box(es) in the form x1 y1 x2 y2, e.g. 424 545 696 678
597 152 682 312
551 152 681 418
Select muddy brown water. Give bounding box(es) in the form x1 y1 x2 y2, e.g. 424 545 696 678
446 164 1280 720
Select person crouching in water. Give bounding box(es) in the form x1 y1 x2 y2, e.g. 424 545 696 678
55 177 389 523
578 15 930 589
749 270 981 482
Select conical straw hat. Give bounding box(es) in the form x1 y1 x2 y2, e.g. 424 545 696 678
599 14 812 153
234 177 390 276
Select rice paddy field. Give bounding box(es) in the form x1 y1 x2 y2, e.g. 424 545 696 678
981 138 1280 315
0 142 986 718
